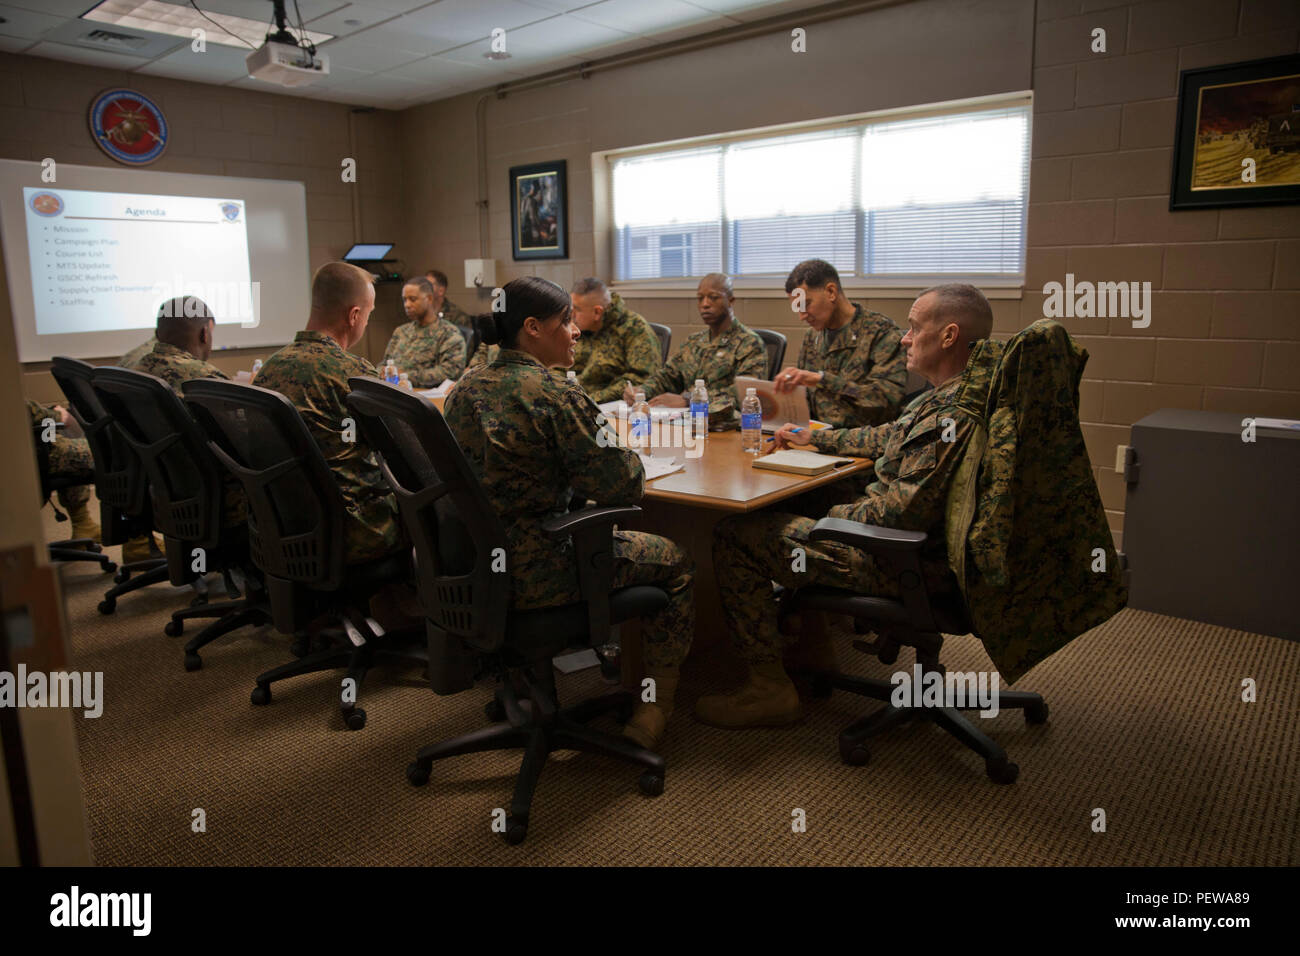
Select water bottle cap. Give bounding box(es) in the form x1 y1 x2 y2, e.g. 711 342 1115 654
694 379 704 387
746 387 757 396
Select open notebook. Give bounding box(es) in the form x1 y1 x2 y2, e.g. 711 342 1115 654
752 449 855 476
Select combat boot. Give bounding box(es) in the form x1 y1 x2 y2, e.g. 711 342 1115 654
122 534 163 565
66 501 101 546
694 661 802 729
622 665 679 752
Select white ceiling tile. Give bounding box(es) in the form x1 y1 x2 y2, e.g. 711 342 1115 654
515 0 594 12
0 34 34 52
682 0 800 13
24 39 153 68
354 0 440 11
4 0 96 16
484 12 629 59
168 0 342 20
698 0 824 22
136 41 253 81
302 1 404 36
317 32 429 69
381 54 499 85
569 0 714 35
0 3 66 40
387 0 554 53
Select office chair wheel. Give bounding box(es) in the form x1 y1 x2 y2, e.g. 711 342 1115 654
484 698 506 722
986 757 1019 785
406 761 431 786
183 652 202 672
503 816 528 846
113 568 130 584
1024 700 1049 725
637 771 664 797
98 598 116 615
839 738 870 766
250 685 271 706
345 708 367 731
102 560 116 573
164 619 183 637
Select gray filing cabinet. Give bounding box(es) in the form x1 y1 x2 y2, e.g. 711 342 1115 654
1122 409 1299 641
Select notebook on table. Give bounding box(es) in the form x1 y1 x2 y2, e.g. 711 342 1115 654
751 449 855 476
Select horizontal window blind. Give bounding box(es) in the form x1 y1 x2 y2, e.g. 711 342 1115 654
609 101 1029 283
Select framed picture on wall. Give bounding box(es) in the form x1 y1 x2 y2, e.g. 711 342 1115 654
509 160 568 260
1170 53 1300 209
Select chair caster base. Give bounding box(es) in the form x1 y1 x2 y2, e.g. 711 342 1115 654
1024 700 1049 725
503 816 528 845
164 619 183 637
637 770 664 797
839 738 870 766
98 598 116 615
406 761 431 786
344 708 366 731
183 653 202 672
113 569 130 585
986 756 1019 785
251 685 271 706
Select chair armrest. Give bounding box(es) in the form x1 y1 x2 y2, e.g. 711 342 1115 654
541 505 642 539
541 505 642 652
808 517 926 555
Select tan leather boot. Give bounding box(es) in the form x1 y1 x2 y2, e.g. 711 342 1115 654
122 534 163 564
622 666 679 752
66 501 101 546
694 661 802 729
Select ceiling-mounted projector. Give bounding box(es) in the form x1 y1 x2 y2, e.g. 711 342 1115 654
246 41 329 86
246 0 329 87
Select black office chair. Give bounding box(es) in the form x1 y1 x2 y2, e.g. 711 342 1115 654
344 377 667 844
456 319 481 367
753 328 787 380
91 367 270 671
51 357 169 613
648 322 671 364
183 379 421 730
30 419 115 572
785 335 1058 786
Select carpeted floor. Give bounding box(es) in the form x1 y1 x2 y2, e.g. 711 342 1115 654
45 507 1299 866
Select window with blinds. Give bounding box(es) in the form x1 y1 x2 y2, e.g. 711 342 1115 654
610 101 1030 284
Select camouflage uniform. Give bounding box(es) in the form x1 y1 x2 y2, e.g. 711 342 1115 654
713 372 979 665
28 400 92 509
134 340 246 526
254 330 402 562
120 335 157 370
444 349 694 668
638 318 767 429
798 303 907 428
135 340 229 395
464 342 499 374
382 319 466 387
572 293 663 403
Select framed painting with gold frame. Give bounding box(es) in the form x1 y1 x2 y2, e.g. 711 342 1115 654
1171 54 1300 209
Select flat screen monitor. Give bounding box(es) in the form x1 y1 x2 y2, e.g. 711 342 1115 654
343 243 393 261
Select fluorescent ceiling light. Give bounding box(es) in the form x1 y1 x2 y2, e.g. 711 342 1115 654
83 0 334 50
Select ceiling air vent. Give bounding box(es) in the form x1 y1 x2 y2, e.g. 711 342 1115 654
79 29 153 52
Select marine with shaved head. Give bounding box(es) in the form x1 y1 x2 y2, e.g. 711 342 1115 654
696 284 997 729
253 261 401 562
621 273 767 429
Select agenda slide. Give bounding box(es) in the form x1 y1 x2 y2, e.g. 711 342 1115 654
0 158 310 362
24 187 254 335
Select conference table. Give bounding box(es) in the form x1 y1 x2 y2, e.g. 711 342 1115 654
427 395 872 681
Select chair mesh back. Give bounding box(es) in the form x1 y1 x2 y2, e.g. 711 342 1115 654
455 321 480 365
754 328 787 381
90 367 221 548
183 380 346 589
51 357 145 515
649 322 672 364
345 378 510 651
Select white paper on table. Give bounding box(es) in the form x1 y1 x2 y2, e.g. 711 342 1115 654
598 400 685 423
1253 417 1300 431
637 453 684 481
734 376 811 432
417 379 456 399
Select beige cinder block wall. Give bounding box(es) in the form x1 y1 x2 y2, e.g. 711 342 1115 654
0 51 407 400
399 0 1299 542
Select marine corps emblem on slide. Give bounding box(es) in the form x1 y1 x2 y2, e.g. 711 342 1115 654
220 202 242 222
29 192 63 217
88 89 169 166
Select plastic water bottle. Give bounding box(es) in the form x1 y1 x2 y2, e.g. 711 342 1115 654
629 390 651 450
566 370 578 387
385 363 399 385
690 378 708 441
397 372 413 390
741 387 762 454
251 359 262 379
